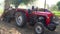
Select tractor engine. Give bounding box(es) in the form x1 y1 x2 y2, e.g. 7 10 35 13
37 16 45 22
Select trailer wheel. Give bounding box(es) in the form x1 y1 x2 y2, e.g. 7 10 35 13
15 12 26 27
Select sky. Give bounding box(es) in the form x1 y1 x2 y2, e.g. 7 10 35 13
38 0 60 5
0 0 4 3
46 0 60 6
0 0 60 8
0 0 4 9
33 0 60 8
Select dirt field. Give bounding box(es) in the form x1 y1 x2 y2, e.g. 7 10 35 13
0 18 60 34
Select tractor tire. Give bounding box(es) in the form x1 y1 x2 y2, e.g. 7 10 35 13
3 14 11 23
15 12 26 27
4 16 11 22
34 22 44 34
48 26 56 31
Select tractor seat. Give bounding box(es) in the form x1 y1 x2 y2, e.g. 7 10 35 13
28 9 32 14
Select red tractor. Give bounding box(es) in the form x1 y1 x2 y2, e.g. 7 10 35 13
14 7 58 34
1 6 59 34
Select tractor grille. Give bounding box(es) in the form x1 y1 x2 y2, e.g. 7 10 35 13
50 16 55 23
50 16 53 23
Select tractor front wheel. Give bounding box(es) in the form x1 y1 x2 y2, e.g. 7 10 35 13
34 23 44 34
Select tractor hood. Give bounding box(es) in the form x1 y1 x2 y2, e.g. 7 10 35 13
32 11 54 17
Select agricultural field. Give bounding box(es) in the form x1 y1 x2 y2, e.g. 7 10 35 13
52 11 60 17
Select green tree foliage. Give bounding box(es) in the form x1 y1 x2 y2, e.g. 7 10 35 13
57 1 60 10
50 5 58 11
10 0 36 8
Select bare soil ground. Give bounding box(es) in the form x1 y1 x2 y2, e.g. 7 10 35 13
0 18 60 34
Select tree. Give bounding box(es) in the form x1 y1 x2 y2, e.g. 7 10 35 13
4 0 36 10
4 0 10 10
2 0 36 21
10 0 36 8
3 0 36 16
50 5 58 11
4 0 36 12
57 1 60 10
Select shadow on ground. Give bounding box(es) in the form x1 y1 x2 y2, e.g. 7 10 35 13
0 18 60 34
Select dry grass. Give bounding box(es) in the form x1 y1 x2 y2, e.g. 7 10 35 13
0 27 21 34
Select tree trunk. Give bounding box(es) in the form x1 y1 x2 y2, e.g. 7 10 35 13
2 0 10 18
4 0 10 11
4 0 10 14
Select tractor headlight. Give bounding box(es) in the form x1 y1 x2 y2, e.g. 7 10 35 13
51 16 56 21
51 16 59 25
52 16 58 20
53 16 56 19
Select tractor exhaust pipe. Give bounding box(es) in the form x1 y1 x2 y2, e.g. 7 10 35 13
44 0 46 12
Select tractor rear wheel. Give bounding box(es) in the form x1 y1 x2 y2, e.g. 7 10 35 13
15 12 26 27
